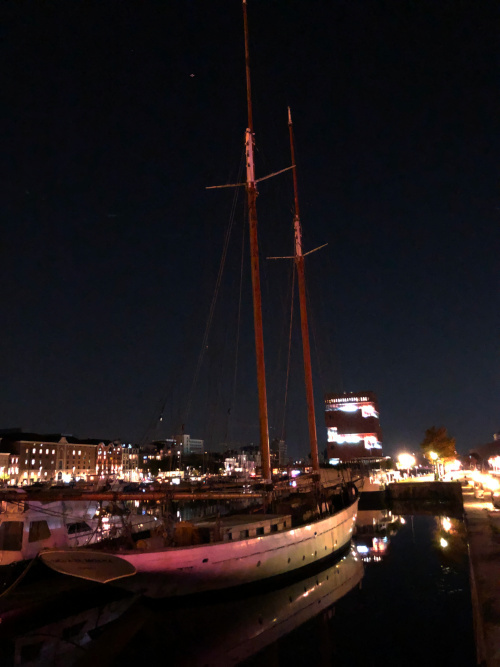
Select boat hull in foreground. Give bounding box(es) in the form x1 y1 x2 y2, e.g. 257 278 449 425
115 496 359 598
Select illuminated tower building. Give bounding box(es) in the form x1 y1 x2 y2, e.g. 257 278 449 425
324 391 383 463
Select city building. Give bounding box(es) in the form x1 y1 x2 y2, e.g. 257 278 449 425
0 432 99 484
121 443 140 481
271 438 287 468
96 441 123 479
224 452 256 478
324 391 383 463
0 451 11 482
177 434 204 456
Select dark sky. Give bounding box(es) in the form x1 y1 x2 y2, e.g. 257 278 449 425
1 1 497 458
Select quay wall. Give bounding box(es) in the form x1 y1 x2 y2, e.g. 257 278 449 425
462 485 500 666
386 480 463 503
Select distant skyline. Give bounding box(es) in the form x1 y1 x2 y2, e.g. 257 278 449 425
1 1 497 458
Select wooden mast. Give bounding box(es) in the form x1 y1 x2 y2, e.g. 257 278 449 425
242 0 271 482
288 108 320 474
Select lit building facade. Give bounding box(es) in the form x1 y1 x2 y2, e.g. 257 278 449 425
0 433 98 484
271 438 287 468
224 453 257 478
325 391 383 463
177 434 204 456
96 442 123 479
122 444 140 481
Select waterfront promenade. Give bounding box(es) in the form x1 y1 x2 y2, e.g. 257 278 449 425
463 484 500 667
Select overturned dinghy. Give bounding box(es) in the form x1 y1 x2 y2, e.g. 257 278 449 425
40 549 136 584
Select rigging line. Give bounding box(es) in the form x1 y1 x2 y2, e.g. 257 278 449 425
140 154 247 445
320 270 345 394
280 264 296 442
0 557 37 599
306 277 332 401
184 149 246 424
303 275 323 396
226 213 246 445
3 499 97 522
307 268 343 397
269 255 294 437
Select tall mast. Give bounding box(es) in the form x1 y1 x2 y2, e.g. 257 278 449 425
288 108 320 474
242 0 271 482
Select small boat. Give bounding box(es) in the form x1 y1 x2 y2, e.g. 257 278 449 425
0 491 161 589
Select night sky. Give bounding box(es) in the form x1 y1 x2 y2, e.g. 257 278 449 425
1 1 497 459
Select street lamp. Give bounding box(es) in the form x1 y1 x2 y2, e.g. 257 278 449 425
398 453 416 469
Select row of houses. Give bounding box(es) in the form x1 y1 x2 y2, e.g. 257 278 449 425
0 430 205 485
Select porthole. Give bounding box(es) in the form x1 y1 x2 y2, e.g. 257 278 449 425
202 558 208 563
302 555 305 561
288 557 291 564
257 560 261 567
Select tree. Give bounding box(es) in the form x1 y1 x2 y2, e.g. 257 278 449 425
380 458 396 470
420 426 457 462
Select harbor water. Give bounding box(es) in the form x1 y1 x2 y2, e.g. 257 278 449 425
0 507 476 667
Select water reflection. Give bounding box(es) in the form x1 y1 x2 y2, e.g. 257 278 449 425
432 515 468 566
2 549 363 666
0 509 475 667
353 509 403 562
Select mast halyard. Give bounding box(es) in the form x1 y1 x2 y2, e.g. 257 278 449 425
288 108 320 474
242 0 271 483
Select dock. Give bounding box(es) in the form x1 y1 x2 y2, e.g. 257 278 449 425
463 484 500 667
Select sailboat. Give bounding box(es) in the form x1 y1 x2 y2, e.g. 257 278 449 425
40 0 359 598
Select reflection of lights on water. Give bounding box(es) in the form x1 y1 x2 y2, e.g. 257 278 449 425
442 517 452 532
372 537 387 552
440 537 448 548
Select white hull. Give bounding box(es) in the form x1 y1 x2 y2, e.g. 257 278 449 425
0 500 160 568
117 497 359 598
11 549 363 666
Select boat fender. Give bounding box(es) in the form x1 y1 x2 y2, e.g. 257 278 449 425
346 482 357 499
